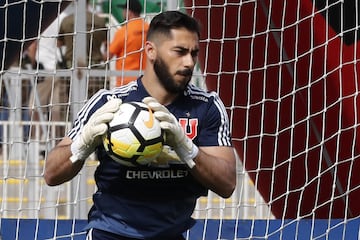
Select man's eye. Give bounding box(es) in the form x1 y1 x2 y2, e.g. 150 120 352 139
175 49 186 55
191 51 199 58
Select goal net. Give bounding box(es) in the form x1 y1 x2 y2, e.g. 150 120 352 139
1 0 360 239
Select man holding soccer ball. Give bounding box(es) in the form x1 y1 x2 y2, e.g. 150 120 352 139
45 10 236 240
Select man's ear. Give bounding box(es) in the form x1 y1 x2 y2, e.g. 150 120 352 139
145 41 156 61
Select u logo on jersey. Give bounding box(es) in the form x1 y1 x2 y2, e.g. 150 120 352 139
179 118 198 140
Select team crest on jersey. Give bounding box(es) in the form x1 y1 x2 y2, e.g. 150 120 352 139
179 118 198 140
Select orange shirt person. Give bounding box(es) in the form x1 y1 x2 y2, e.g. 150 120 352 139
109 0 149 86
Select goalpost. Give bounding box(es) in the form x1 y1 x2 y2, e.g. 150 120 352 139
1 0 360 239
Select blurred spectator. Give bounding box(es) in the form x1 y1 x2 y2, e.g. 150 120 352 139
57 0 107 69
101 0 161 24
28 14 66 119
56 0 108 123
27 13 68 140
108 0 149 86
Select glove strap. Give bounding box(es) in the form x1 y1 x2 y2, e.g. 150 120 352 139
70 154 84 163
183 158 196 169
175 137 199 169
70 136 90 163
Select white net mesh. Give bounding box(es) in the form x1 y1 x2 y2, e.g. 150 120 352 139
1 0 360 239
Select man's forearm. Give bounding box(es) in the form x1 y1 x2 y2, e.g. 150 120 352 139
190 147 236 198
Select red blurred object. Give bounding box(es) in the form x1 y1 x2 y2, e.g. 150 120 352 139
184 0 360 218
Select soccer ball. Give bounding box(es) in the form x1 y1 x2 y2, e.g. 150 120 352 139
102 101 164 167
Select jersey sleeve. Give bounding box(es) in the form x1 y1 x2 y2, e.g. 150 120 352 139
198 92 232 147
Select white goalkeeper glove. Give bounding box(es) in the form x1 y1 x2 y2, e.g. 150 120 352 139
143 97 198 168
70 98 122 163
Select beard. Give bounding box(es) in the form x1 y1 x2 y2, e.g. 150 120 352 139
153 56 193 94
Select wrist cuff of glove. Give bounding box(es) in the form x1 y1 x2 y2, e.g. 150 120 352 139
69 154 85 163
175 141 199 169
70 137 90 163
183 158 196 169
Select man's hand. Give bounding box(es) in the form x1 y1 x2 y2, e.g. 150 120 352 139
70 98 122 163
143 97 198 168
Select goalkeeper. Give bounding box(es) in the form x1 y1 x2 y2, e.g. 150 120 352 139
44 10 236 240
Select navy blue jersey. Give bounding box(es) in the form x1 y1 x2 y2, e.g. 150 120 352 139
68 78 232 238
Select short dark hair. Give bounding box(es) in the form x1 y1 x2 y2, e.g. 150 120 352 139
147 11 201 41
117 0 142 15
